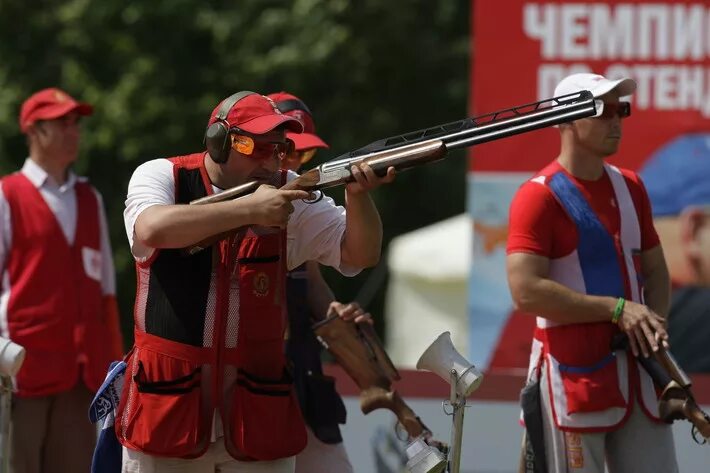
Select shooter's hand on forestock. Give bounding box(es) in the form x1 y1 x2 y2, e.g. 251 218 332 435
345 162 396 195
327 301 373 326
612 333 710 444
312 314 445 449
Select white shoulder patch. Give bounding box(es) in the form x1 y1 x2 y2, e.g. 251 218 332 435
530 175 547 185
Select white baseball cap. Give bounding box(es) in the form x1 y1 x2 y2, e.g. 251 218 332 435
554 73 636 99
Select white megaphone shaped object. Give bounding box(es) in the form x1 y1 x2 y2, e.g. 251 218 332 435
416 332 483 397
0 336 25 377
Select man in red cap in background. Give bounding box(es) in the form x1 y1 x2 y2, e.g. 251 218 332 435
118 91 395 472
0 88 124 473
267 92 329 172
267 91 372 473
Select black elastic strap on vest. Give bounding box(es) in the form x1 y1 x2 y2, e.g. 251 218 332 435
144 166 212 347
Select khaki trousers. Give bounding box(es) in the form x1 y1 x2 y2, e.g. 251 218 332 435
10 384 96 473
294 427 353 473
122 443 295 473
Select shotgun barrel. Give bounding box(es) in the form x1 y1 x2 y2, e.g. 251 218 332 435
191 90 596 206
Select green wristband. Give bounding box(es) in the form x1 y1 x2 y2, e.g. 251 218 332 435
612 297 626 324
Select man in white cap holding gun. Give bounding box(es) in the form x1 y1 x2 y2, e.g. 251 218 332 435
506 73 678 473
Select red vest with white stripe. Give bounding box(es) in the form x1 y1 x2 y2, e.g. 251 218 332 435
526 164 661 432
115 154 306 460
2 172 110 397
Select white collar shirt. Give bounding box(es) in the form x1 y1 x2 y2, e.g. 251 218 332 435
20 157 80 244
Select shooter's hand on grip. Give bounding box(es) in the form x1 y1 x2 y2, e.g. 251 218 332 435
615 300 668 358
183 184 309 254
327 301 373 325
244 184 309 229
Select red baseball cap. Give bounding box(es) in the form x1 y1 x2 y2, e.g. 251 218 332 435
208 93 303 136
19 88 93 133
267 92 329 151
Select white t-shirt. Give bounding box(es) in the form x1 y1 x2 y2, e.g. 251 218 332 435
123 157 359 275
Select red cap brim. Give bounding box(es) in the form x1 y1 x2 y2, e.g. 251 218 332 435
41 102 93 120
286 132 329 151
21 102 93 132
237 114 303 135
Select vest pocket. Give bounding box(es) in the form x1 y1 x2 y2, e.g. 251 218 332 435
123 349 204 456
227 370 307 460
556 352 627 415
238 256 283 340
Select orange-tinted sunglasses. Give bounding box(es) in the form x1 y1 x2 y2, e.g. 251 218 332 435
231 133 293 159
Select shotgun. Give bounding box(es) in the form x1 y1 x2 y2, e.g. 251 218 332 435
312 315 446 450
186 91 596 253
612 334 710 444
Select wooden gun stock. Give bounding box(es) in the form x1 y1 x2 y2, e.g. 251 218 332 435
658 381 710 441
653 348 710 442
360 385 430 439
313 315 444 447
654 346 694 389
613 334 710 443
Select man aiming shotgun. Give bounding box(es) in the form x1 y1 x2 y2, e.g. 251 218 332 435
188 90 596 215
118 91 395 473
101 89 595 473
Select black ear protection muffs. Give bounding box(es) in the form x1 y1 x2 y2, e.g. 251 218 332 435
204 91 257 164
274 98 312 116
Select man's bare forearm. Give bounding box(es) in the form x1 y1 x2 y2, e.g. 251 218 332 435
512 276 617 324
643 273 670 319
134 200 255 249
340 191 382 268
306 260 336 321
507 253 616 324
641 245 671 319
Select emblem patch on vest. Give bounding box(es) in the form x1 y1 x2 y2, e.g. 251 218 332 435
253 272 270 297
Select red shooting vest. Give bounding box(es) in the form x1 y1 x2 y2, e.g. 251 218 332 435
2 172 111 397
115 154 306 461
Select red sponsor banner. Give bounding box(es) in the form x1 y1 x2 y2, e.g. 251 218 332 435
470 0 710 172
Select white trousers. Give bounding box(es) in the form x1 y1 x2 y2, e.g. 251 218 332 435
122 443 295 473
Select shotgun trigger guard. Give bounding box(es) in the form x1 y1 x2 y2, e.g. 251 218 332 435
442 400 454 416
394 420 409 442
302 190 323 204
691 425 707 445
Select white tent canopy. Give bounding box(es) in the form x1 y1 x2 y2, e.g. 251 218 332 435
385 214 471 367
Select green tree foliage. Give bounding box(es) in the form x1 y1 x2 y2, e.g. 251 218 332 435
0 0 469 346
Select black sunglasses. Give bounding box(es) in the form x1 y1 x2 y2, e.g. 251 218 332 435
595 101 631 119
